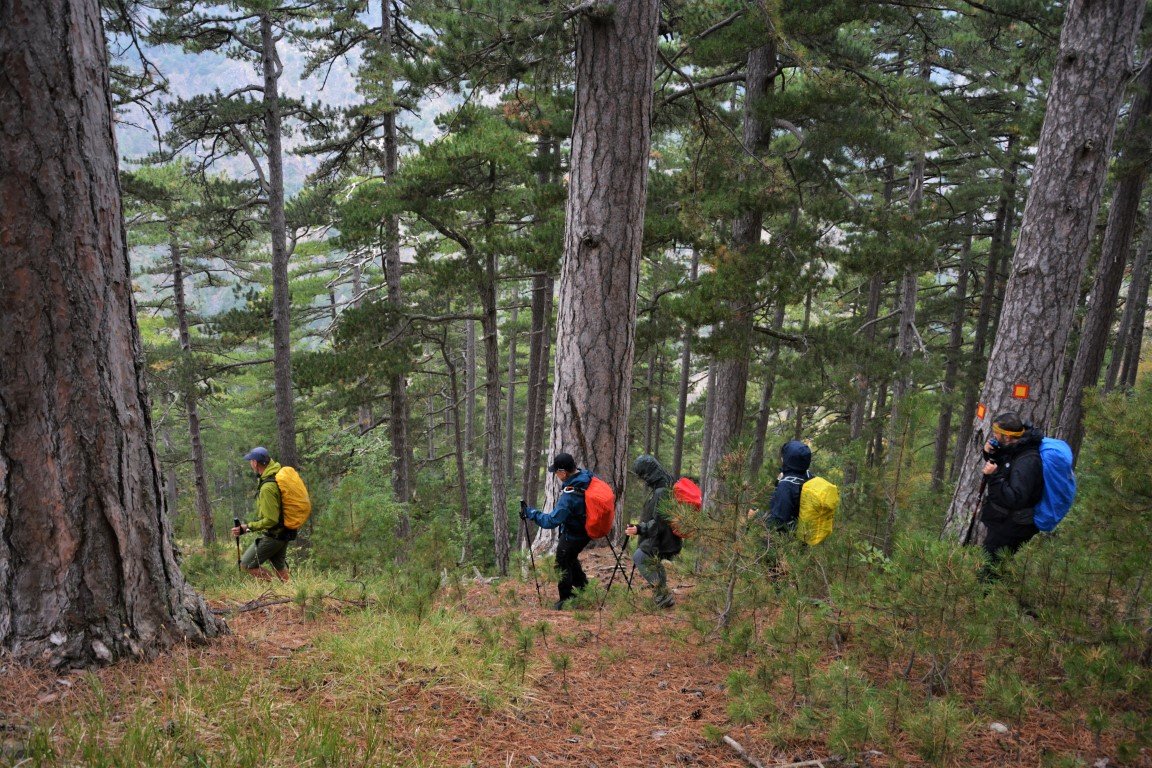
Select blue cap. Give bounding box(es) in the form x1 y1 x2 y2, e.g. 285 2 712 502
243 446 271 463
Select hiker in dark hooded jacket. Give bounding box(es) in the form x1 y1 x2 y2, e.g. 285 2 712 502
979 412 1044 561
759 440 812 533
625 454 682 608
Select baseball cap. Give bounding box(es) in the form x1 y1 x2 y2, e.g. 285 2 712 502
547 452 577 473
243 446 271 463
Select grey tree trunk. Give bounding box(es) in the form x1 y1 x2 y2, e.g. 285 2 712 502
643 346 657 453
944 0 1146 538
1106 204 1152 391
888 64 931 438
702 42 775 496
1058 59 1152 456
1120 253 1151 390
749 301 787 477
699 367 716 487
260 14 298 469
0 0 222 668
481 164 509 572
932 227 974 492
521 272 553 509
440 340 471 562
672 249 699 478
952 143 1020 481
545 0 659 533
168 236 215 545
465 316 477 454
505 299 519 482
381 0 413 514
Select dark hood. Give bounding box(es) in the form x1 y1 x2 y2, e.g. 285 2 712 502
1007 428 1044 454
780 440 812 475
632 454 675 489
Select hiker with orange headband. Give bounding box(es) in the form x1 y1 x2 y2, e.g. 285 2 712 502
978 412 1045 564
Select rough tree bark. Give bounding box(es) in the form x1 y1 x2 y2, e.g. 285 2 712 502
943 0 1146 538
0 0 223 668
545 0 659 534
1058 59 1152 456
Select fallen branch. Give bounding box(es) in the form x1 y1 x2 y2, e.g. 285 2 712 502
722 736 766 768
212 597 295 615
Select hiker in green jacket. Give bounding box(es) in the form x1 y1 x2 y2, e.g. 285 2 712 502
230 447 291 582
625 454 682 608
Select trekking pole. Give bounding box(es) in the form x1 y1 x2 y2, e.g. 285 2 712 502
233 517 242 572
521 501 543 606
598 533 631 610
962 476 988 546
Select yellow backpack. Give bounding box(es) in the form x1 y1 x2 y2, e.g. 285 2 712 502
274 466 312 531
797 476 838 545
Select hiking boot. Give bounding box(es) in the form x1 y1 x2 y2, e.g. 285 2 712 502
554 599 569 610
654 590 675 609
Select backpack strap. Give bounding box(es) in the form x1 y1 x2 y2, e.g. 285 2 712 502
257 471 288 533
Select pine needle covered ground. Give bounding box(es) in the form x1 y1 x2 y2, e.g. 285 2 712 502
2 544 1146 767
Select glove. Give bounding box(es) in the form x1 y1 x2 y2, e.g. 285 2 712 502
519 499 528 520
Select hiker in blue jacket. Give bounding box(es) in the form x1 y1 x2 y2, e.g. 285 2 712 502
980 412 1044 562
757 440 813 534
522 452 592 609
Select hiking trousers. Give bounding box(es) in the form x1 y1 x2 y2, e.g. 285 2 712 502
982 519 1039 561
633 542 668 590
555 535 590 602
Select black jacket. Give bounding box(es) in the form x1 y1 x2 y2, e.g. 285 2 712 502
765 440 813 530
631 455 683 557
981 429 1045 526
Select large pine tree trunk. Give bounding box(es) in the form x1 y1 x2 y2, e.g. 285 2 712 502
702 42 775 497
546 0 658 530
943 0 1145 538
169 236 215 545
259 14 298 469
0 0 222 668
1058 59 1152 455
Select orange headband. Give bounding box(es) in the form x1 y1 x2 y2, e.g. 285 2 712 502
992 425 1025 438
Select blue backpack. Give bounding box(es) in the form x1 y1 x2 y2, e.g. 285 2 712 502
1034 437 1076 532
